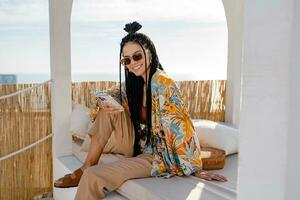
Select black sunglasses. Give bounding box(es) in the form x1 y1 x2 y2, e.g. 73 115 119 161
120 52 143 66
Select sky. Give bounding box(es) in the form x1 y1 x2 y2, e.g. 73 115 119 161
0 0 227 80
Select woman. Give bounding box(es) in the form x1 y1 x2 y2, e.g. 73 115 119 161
54 21 227 199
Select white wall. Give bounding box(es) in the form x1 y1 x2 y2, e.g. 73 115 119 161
222 0 244 127
49 0 73 185
285 1 300 199
238 0 295 199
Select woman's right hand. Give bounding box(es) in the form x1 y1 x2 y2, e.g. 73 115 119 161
194 171 227 182
97 100 124 114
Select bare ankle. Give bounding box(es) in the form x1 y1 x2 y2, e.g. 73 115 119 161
81 162 96 171
80 164 89 171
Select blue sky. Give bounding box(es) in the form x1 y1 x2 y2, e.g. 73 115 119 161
0 0 227 80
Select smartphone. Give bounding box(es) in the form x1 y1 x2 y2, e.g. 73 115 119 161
95 91 124 111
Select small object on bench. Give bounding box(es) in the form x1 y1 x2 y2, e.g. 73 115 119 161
200 147 226 170
72 132 85 145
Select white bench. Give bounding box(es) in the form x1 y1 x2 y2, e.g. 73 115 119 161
54 119 239 200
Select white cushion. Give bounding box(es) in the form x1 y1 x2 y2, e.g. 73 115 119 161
192 119 239 155
80 133 91 152
80 121 94 152
70 102 91 137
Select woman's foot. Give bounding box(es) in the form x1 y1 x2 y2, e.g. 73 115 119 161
54 167 85 188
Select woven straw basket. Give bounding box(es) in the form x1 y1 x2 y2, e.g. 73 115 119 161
200 147 226 170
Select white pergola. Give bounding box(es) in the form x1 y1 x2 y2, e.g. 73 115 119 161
49 0 300 199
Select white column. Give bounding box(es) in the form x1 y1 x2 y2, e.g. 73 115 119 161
285 1 300 199
49 0 73 179
238 0 295 199
222 0 244 127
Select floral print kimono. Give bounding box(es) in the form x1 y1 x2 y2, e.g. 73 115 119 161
92 69 202 178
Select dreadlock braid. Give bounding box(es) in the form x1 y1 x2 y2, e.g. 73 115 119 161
119 21 164 156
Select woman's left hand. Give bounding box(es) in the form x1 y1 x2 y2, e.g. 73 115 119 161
194 171 228 182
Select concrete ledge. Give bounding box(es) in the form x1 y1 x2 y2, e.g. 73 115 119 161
56 153 237 200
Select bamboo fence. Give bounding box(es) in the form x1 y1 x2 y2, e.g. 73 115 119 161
0 82 52 200
72 80 226 121
0 80 226 200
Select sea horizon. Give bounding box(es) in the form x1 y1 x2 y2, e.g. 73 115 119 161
0 72 227 84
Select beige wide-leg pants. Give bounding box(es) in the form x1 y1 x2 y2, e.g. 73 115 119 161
75 109 153 200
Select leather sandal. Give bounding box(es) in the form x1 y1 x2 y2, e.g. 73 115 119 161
54 168 83 188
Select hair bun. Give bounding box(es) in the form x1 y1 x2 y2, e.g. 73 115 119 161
124 21 142 34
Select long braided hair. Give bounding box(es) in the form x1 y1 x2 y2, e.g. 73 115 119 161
119 21 164 156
